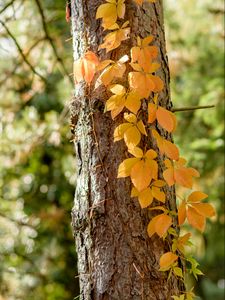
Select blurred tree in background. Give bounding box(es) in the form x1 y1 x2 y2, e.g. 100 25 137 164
0 0 79 299
0 0 224 299
165 1 224 299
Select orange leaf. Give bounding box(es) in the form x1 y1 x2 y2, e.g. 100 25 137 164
152 186 165 203
114 123 132 141
178 200 187 225
149 75 164 92
155 214 172 237
163 168 175 186
152 129 179 160
160 252 178 269
117 158 139 177
138 188 153 208
187 206 206 232
156 107 176 132
73 51 99 84
163 140 179 161
130 160 152 191
147 214 172 238
188 191 208 203
129 72 154 98
148 103 157 123
98 56 128 86
174 168 195 189
191 203 215 218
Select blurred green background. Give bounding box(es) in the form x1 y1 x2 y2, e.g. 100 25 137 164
0 0 224 299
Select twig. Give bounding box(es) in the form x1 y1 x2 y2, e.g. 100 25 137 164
0 37 46 86
0 0 16 14
0 20 46 82
34 0 73 86
172 105 215 112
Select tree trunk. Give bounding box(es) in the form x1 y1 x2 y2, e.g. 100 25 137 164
70 0 184 299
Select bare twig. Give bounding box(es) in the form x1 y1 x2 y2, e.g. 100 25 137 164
0 0 16 14
172 105 215 113
34 0 73 86
0 20 46 82
0 37 46 86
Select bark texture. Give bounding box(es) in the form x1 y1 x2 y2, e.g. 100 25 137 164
70 1 184 299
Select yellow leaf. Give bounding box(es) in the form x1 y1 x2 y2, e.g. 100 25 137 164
125 91 142 114
128 146 143 158
106 94 126 118
124 112 137 123
117 0 126 18
97 59 113 71
145 149 157 160
131 186 139 197
187 191 208 203
109 84 126 95
187 206 206 232
138 188 153 208
106 86 142 117
124 126 141 148
175 233 191 254
152 186 165 202
98 58 127 86
114 123 132 141
96 0 125 30
131 35 157 68
117 158 139 177
96 2 117 29
173 267 183 278
147 159 158 180
159 252 178 269
99 23 130 52
137 120 147 135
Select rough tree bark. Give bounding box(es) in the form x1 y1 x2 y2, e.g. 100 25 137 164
70 0 184 299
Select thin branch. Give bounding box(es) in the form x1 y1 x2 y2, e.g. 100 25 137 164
34 0 73 86
0 20 46 82
0 0 16 14
0 37 46 86
172 105 215 113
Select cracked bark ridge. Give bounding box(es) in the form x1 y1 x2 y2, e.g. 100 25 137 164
70 0 185 299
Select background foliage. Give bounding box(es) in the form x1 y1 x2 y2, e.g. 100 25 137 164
0 0 224 299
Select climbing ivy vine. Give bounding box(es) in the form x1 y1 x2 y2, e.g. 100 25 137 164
72 1 216 298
